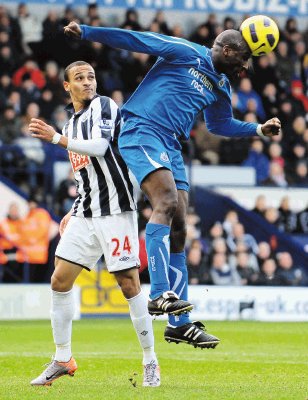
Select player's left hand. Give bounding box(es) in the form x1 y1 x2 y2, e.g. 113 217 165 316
29 118 57 142
260 117 281 137
64 21 82 39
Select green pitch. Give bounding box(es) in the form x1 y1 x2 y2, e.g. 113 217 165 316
0 319 307 400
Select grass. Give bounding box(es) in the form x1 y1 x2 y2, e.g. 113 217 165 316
0 319 307 400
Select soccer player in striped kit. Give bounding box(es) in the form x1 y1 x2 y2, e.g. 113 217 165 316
29 61 160 387
64 22 281 349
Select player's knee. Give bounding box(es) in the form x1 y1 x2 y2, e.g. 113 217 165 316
51 273 71 292
117 274 140 299
154 190 178 219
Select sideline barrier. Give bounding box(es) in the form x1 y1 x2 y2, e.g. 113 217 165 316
2 283 307 321
142 285 308 322
0 284 80 320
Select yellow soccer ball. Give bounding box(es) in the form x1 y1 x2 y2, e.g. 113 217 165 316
240 15 279 56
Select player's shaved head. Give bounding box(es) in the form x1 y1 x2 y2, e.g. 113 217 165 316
64 61 93 81
211 29 252 80
214 29 251 58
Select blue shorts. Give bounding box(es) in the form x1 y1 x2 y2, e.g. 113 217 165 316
118 116 189 192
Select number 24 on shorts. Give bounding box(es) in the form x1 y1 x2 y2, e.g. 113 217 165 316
111 236 132 256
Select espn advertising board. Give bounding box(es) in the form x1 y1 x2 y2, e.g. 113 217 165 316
142 285 308 322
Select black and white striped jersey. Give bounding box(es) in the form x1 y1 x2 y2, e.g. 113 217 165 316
62 94 136 217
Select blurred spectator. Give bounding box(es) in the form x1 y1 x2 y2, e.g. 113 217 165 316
242 139 269 184
44 61 65 105
256 241 273 267
290 80 308 112
187 238 210 285
210 253 240 285
251 53 278 94
261 161 288 187
12 59 46 89
264 206 280 230
0 202 25 282
6 90 23 115
0 45 20 75
261 83 279 120
223 16 236 30
152 10 171 35
17 3 42 56
222 209 239 237
38 88 57 121
253 258 288 286
210 237 228 257
19 195 52 282
189 23 212 47
276 251 307 286
278 196 297 233
0 105 22 144
236 78 266 121
252 194 267 217
282 17 302 51
171 24 184 38
275 41 294 92
84 3 101 25
120 8 142 31
193 120 222 165
56 169 78 217
291 160 308 186
51 106 69 132
0 74 14 110
297 204 308 234
111 89 124 108
233 251 259 285
226 222 259 254
186 207 201 247
59 6 78 28
14 122 45 189
267 142 285 169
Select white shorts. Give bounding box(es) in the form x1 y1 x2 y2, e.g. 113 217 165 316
55 211 140 273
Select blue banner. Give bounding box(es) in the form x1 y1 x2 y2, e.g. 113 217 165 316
3 0 308 16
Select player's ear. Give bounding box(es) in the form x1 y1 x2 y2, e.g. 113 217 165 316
63 81 70 92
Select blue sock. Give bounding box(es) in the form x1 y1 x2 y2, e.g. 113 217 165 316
168 252 190 327
145 223 170 299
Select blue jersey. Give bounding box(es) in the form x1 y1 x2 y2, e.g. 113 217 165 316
81 26 259 140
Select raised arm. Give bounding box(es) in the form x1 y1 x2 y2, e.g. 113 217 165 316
204 95 281 138
64 21 199 61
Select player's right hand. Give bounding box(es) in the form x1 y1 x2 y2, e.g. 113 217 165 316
59 211 72 236
64 21 82 39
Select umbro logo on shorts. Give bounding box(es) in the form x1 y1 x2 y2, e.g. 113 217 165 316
119 256 130 261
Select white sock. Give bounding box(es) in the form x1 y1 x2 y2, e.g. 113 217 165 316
50 289 75 362
127 290 158 365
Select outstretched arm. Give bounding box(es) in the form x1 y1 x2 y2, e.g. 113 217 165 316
204 96 281 138
64 21 199 60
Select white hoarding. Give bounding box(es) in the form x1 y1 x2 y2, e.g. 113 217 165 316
143 285 308 321
0 285 80 320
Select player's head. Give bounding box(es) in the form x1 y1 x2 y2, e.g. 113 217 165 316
211 29 251 81
63 61 97 107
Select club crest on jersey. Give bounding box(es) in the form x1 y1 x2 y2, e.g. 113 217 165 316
218 78 225 87
100 119 114 130
160 152 170 163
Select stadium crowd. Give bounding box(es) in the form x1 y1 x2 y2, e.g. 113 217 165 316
0 4 307 284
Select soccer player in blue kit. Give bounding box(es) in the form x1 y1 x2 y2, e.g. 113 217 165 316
64 21 281 349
